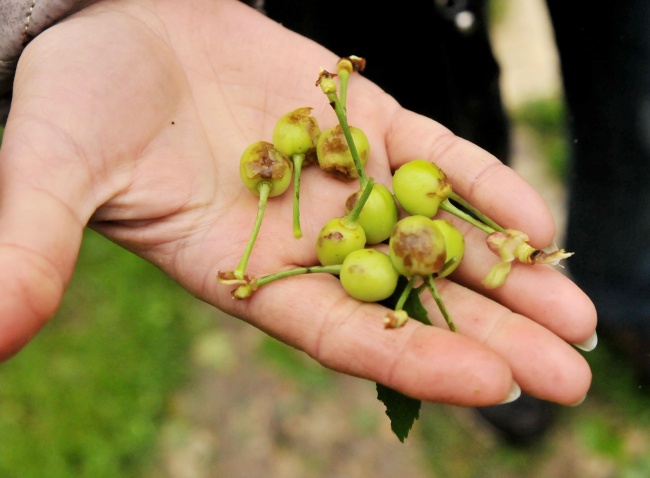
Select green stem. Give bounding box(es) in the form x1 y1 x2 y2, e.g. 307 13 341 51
292 153 305 238
440 198 496 235
395 276 420 313
342 177 374 226
448 191 505 233
338 68 350 111
234 181 271 279
425 275 456 332
256 264 341 288
322 90 368 188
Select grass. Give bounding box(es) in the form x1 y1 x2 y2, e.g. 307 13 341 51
512 97 571 181
0 229 204 478
412 342 650 478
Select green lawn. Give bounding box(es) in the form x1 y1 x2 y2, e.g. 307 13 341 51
0 229 203 478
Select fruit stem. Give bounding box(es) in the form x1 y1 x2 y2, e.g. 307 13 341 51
256 264 342 288
338 66 350 111
234 181 272 279
317 70 368 187
425 275 457 332
292 153 305 238
448 191 505 233
397 277 435 325
440 198 497 235
342 177 374 226
394 277 417 311
337 57 366 111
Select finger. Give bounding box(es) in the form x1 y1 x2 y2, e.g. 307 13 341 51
451 218 597 346
421 278 592 405
384 108 556 249
0 126 91 361
217 273 516 407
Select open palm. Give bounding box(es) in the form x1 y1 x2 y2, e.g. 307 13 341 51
0 0 596 406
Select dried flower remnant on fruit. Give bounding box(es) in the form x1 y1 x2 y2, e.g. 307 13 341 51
217 270 251 285
315 69 337 94
232 280 258 299
348 55 367 72
482 229 575 288
482 261 512 289
384 310 410 329
338 55 367 74
486 229 574 265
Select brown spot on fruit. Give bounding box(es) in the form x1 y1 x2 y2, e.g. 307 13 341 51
244 142 290 180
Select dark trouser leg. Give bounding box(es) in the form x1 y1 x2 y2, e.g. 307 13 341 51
546 2 650 327
546 0 650 381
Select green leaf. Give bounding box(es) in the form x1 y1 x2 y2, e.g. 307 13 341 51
376 383 421 443
380 276 431 324
375 278 430 441
404 284 432 325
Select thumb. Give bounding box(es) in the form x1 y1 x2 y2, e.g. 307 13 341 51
0 127 90 362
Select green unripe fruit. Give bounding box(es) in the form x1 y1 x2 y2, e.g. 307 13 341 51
392 159 452 217
389 215 447 277
317 125 370 181
316 217 367 266
272 107 321 165
432 219 465 278
345 183 398 244
340 249 399 302
240 141 293 197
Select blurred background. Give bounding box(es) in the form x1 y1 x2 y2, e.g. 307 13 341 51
1 0 649 477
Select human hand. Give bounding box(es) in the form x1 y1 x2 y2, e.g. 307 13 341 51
0 0 596 406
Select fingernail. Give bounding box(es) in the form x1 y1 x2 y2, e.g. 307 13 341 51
497 381 521 404
573 331 598 352
569 394 587 407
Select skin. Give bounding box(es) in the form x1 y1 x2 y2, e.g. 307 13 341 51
0 0 596 406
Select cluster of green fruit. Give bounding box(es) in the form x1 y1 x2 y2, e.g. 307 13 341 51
217 56 572 331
